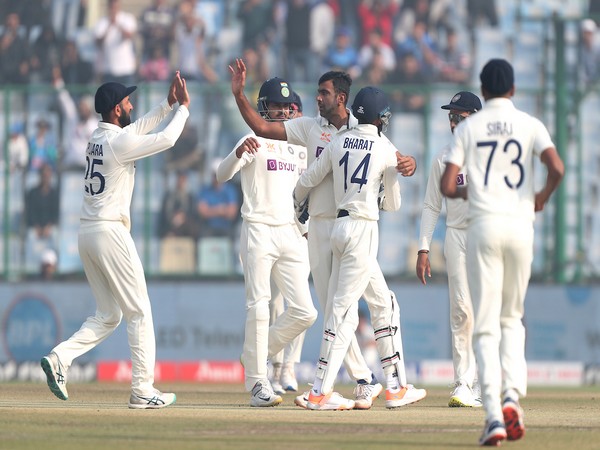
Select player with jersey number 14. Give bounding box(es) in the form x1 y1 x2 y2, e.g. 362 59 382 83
441 58 564 446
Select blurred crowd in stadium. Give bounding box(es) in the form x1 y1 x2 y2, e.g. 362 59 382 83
0 0 598 278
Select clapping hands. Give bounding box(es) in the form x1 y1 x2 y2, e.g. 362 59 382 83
168 71 190 108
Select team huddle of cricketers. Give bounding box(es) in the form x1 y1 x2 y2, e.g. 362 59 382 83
40 55 564 447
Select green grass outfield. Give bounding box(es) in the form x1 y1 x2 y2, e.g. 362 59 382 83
0 382 599 450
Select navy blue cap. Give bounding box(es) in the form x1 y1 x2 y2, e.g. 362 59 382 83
95 82 137 114
441 91 482 112
351 86 390 123
292 91 303 112
480 58 514 96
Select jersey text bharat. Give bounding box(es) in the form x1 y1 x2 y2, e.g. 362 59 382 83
343 137 374 151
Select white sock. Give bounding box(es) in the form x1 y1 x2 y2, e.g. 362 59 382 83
386 371 400 391
312 377 323 395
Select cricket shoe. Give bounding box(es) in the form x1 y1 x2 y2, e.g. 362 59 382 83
250 380 283 407
385 385 427 409
271 379 286 395
280 364 298 392
353 382 383 410
40 352 68 401
128 390 176 409
306 390 355 410
479 420 507 446
448 382 482 407
502 397 525 441
294 391 309 409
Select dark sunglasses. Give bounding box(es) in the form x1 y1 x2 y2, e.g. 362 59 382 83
448 112 468 124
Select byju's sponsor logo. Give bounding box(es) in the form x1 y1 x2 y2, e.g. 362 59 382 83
267 160 296 172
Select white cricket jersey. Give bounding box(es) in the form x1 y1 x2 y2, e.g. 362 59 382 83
418 145 468 251
447 98 554 222
285 112 358 219
296 124 401 220
217 132 304 226
80 100 189 231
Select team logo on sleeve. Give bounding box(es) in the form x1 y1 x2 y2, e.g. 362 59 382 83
267 159 277 171
456 173 466 185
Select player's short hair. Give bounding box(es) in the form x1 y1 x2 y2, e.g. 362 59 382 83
318 71 352 105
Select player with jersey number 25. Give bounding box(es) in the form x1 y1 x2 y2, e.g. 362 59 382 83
41 71 191 410
441 58 564 446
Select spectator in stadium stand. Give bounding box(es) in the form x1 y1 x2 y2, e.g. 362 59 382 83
28 118 59 172
389 51 430 114
29 24 62 84
94 0 138 85
139 0 175 64
357 0 399 46
237 0 275 51
0 11 30 84
308 0 336 82
163 121 203 173
25 163 60 241
158 170 199 240
174 9 218 83
324 26 361 79
466 0 499 28
395 18 441 79
284 0 312 83
6 122 29 173
59 39 95 86
437 27 472 84
357 27 396 74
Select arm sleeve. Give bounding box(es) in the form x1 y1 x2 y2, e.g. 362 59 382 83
418 155 444 250
284 117 312 147
115 105 189 163
126 99 174 136
381 147 401 211
216 134 254 183
294 142 333 201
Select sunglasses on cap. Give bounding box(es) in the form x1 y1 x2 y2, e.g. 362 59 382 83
448 112 468 124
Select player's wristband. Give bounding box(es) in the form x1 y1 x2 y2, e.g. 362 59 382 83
417 250 429 255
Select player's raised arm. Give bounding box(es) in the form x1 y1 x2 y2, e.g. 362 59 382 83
229 58 287 141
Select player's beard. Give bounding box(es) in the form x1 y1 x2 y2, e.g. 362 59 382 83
118 109 131 127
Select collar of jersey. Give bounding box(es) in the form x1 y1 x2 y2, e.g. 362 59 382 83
98 121 126 131
484 97 515 109
318 109 358 129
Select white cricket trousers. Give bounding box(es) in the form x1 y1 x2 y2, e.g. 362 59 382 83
240 221 317 391
308 217 372 382
467 216 532 422
318 217 394 394
444 226 477 387
269 280 306 366
53 221 156 396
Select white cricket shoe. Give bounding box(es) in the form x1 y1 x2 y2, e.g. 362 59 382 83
479 420 507 446
449 382 482 407
307 390 355 410
250 380 283 407
280 364 298 392
385 385 427 409
353 382 383 410
294 391 309 409
128 390 176 409
40 352 68 401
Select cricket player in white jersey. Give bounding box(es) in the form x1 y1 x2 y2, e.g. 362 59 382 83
217 77 318 407
441 59 564 446
416 91 483 408
230 59 422 410
294 86 426 410
269 91 308 395
41 72 190 409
